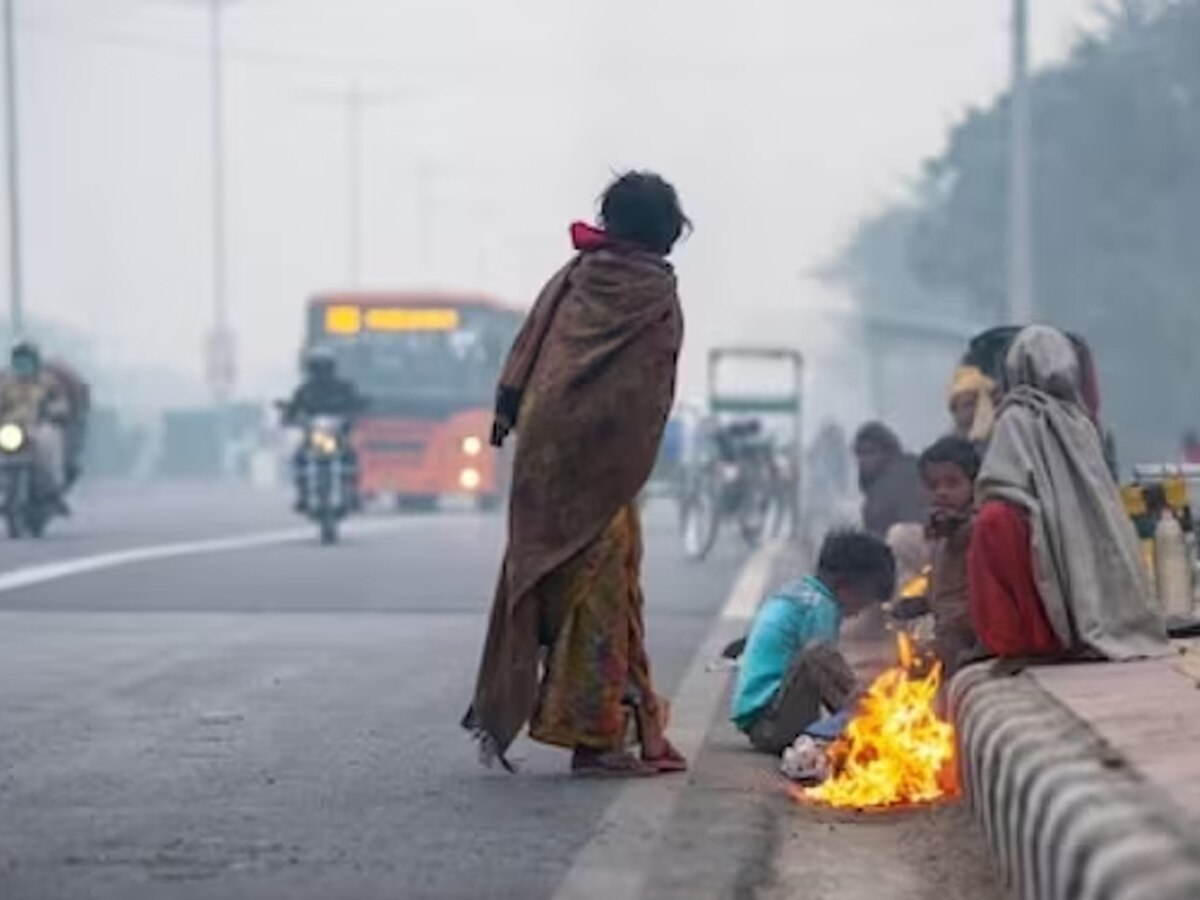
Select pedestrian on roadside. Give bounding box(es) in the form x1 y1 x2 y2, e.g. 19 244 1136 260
918 435 982 675
853 422 925 539
730 530 896 755
968 325 1167 661
462 171 690 777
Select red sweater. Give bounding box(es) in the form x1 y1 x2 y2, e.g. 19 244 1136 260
967 500 1065 657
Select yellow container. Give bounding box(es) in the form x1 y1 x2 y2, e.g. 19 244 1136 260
1165 475 1190 513
1122 484 1148 517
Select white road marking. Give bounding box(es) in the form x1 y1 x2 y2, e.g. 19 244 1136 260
551 539 784 900
720 540 780 622
0 519 413 596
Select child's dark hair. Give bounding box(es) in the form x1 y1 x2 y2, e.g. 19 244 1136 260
853 421 902 455
816 529 896 603
918 436 982 482
599 171 691 256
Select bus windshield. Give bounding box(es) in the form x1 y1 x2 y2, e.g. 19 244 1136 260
307 302 521 418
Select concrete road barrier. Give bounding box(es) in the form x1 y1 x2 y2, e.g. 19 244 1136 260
951 662 1200 900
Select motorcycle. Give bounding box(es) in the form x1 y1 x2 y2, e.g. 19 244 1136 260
286 410 356 545
0 419 54 539
680 420 784 561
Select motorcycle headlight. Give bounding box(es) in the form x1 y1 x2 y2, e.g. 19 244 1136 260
310 429 339 456
461 435 484 457
720 462 740 483
0 423 25 453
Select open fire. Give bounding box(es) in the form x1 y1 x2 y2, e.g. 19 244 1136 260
801 633 958 810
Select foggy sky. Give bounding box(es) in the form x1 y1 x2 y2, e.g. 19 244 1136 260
7 0 1108 418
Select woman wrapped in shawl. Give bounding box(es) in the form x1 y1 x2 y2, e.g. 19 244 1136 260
462 172 690 777
968 325 1167 660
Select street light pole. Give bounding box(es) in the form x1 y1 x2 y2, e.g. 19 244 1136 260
306 81 401 286
1008 0 1034 325
345 81 363 285
2 0 25 339
416 157 436 278
206 0 234 403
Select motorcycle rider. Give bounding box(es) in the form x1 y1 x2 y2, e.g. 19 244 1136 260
42 358 90 487
0 341 72 512
282 347 364 512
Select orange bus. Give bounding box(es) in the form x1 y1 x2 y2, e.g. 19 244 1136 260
305 291 523 509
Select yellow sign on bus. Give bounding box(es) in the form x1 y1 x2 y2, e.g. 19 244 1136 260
365 308 460 332
323 305 460 335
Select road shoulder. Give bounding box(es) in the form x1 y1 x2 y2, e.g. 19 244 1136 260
636 538 1006 900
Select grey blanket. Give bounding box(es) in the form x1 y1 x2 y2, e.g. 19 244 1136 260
977 326 1167 660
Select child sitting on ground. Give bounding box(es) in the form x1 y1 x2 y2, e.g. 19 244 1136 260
730 530 896 755
918 436 982 675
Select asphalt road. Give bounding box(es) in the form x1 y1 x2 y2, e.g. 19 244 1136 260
0 481 304 571
0 481 750 900
0 481 1004 900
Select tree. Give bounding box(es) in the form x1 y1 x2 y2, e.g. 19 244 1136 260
836 0 1200 462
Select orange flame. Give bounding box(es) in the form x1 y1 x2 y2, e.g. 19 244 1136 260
802 633 958 809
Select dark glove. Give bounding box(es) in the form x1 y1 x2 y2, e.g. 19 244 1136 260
491 385 522 448
490 418 510 448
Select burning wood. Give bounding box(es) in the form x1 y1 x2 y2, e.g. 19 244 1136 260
801 633 958 810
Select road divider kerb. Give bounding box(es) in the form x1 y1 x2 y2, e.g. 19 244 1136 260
551 539 783 900
950 664 1200 900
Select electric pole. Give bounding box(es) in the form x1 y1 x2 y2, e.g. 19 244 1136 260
306 81 401 286
1008 0 1034 324
205 0 235 404
3 0 24 339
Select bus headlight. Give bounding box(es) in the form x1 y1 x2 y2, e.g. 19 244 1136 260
461 435 483 457
459 467 482 491
0 423 25 453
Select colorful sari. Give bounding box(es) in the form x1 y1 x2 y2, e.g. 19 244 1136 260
529 504 657 750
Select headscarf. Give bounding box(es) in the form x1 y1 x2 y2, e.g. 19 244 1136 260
977 325 1167 660
948 365 996 443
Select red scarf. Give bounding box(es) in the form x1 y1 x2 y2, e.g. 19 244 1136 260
570 221 615 252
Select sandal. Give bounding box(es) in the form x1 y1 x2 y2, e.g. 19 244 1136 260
630 704 689 773
642 739 688 774
571 748 657 779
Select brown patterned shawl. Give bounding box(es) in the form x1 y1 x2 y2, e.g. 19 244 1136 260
462 246 684 765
